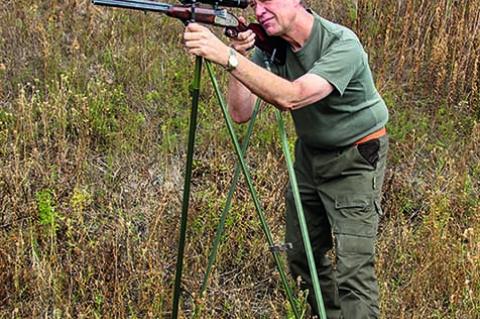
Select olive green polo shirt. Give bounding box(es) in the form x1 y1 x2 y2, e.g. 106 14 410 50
252 12 388 148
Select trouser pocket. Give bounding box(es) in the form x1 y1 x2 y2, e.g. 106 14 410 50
357 139 380 168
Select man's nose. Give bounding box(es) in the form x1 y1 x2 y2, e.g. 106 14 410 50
255 3 266 18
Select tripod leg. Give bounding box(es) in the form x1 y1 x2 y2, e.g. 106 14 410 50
204 61 301 319
172 56 202 319
275 111 327 319
193 97 262 319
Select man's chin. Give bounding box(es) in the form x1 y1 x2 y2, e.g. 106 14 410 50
264 27 281 37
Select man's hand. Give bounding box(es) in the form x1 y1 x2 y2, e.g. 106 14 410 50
229 17 256 56
184 23 230 66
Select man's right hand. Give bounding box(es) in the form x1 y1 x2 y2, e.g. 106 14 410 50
230 17 256 56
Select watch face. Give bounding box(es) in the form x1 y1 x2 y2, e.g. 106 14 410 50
228 49 238 70
230 55 238 67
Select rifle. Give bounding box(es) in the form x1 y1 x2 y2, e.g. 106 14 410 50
92 0 287 64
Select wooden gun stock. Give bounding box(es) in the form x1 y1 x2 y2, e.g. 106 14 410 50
225 22 287 65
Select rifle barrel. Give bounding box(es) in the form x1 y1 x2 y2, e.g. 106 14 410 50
92 0 240 28
92 0 172 13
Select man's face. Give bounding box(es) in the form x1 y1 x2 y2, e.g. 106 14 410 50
250 0 299 36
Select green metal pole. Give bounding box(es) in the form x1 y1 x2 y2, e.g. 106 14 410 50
204 61 301 319
275 110 327 319
172 55 202 319
258 56 326 318
193 97 262 319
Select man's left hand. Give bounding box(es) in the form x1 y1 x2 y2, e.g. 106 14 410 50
183 23 229 67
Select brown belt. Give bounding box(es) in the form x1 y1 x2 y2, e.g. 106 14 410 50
354 127 387 145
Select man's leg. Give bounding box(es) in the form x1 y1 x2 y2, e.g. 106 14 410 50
285 187 341 319
322 195 379 319
285 140 341 319
316 136 388 319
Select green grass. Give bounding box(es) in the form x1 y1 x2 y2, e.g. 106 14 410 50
0 0 479 318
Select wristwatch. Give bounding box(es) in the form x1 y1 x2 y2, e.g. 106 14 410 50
225 47 238 72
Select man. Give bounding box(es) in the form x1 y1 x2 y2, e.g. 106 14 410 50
183 0 388 318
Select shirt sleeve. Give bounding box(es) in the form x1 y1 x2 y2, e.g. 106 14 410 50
308 39 365 96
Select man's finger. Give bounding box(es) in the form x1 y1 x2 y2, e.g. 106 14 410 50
230 33 254 49
237 30 253 41
183 32 200 41
236 32 247 41
238 42 254 52
185 38 207 48
232 35 255 51
185 22 203 31
246 33 256 43
184 38 200 48
187 48 203 56
184 30 209 40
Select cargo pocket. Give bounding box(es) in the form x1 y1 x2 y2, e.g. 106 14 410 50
335 194 375 221
334 195 377 255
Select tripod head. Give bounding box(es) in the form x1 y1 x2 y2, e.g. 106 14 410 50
180 0 249 8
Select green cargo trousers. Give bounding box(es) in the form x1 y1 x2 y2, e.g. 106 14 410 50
285 135 388 319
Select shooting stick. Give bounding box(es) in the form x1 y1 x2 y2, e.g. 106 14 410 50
171 54 202 319
171 48 302 319
170 4 303 315
171 46 331 319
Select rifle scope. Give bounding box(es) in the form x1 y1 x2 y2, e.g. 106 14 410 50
181 0 249 9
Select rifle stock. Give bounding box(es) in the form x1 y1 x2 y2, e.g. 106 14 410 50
226 22 286 65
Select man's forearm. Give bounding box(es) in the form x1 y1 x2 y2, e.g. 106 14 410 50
229 54 334 112
229 54 298 111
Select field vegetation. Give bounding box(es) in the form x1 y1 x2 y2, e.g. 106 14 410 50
1 0 479 318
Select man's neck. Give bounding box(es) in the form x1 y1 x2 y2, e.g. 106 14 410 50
282 9 315 52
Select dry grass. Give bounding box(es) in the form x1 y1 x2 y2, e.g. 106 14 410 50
1 0 479 318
